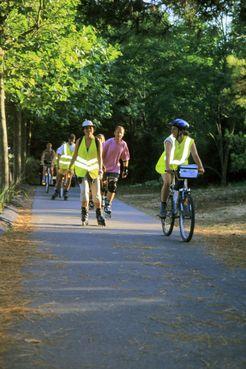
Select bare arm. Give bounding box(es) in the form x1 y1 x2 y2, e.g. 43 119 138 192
69 138 80 170
190 143 205 173
97 138 103 173
165 141 172 172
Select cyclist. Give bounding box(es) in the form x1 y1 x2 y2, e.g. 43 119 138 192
102 126 130 217
51 134 76 200
155 118 205 218
41 143 56 185
68 120 105 226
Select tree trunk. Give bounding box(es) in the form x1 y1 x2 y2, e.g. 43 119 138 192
21 117 27 178
0 50 9 190
13 107 22 183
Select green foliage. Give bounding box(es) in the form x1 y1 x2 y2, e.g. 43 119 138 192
25 157 41 185
0 182 22 213
1 0 245 185
230 132 246 172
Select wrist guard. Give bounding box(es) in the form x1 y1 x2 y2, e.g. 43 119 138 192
122 167 128 176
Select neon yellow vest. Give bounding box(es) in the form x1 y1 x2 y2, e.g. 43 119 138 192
155 135 194 174
74 137 99 179
59 143 74 170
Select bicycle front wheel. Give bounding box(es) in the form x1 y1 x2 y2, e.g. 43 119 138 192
161 195 175 236
179 194 195 242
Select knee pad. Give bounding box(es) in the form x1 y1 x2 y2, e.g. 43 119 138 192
108 179 117 193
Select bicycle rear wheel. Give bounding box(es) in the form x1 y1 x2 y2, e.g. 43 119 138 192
161 195 175 236
179 194 195 242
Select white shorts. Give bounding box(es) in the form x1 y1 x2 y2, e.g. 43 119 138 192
79 177 101 204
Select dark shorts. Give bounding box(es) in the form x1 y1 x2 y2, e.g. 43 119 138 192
104 172 120 180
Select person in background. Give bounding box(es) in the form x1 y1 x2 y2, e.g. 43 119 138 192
41 142 56 185
51 134 76 200
102 126 130 217
155 118 205 218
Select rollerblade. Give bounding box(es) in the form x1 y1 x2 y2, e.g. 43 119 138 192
81 207 89 226
96 208 106 226
51 189 59 200
63 189 68 201
104 203 111 218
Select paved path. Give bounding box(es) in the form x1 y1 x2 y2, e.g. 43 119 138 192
3 187 245 369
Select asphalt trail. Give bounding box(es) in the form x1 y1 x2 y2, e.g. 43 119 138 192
3 186 245 369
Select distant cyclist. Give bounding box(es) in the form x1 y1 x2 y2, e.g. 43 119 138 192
155 118 205 218
51 134 76 200
102 126 130 217
41 143 56 185
68 120 105 226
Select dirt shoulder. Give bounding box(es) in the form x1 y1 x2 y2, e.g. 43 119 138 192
0 189 39 363
118 181 246 268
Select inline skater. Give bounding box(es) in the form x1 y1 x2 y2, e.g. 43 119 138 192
102 126 130 218
68 120 105 226
51 134 76 200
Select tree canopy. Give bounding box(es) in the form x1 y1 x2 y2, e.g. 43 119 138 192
0 0 245 188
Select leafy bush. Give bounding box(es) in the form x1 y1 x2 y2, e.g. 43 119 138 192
25 157 41 185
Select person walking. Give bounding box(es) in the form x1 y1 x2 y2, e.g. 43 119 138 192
68 120 105 226
102 125 130 217
155 118 205 218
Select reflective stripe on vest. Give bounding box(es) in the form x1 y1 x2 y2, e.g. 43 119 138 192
74 137 99 179
59 143 74 169
155 135 194 174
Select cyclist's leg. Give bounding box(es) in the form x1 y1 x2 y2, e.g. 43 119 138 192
42 165 47 185
50 164 54 184
160 172 172 217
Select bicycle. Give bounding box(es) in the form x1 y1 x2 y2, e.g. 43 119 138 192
160 164 199 242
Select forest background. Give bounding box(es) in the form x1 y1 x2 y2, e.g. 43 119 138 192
0 0 245 191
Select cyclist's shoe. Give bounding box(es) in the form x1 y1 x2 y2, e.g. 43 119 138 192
51 189 59 200
89 200 94 210
104 204 111 218
96 208 106 226
159 202 167 218
81 207 89 226
63 190 68 201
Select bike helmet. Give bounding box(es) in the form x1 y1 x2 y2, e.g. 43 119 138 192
169 118 189 129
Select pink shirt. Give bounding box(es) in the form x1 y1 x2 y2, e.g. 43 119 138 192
103 138 130 173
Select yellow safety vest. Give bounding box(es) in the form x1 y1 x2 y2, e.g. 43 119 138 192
59 143 74 170
74 137 99 179
155 135 194 174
